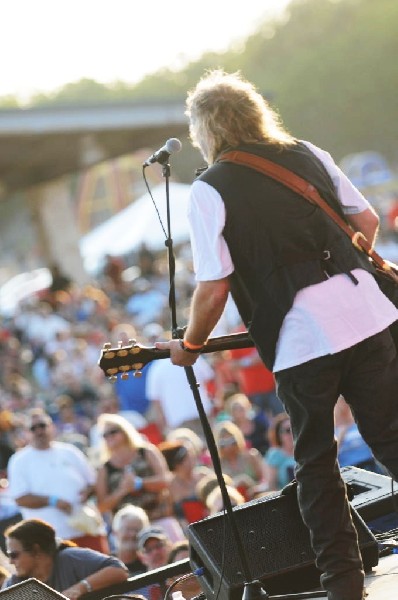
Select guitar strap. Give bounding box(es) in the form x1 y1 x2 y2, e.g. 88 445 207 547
218 149 397 281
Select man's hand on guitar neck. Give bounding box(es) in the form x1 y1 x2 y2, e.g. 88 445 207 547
155 339 200 367
156 279 231 367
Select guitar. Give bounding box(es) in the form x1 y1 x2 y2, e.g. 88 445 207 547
98 331 254 379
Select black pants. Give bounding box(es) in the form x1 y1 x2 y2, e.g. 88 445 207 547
275 328 398 600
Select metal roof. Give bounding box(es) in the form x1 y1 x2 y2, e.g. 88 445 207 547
0 99 188 196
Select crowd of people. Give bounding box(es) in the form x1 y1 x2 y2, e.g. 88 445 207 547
0 242 287 598
0 243 385 598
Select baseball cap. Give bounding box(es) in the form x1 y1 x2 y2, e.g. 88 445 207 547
137 527 168 551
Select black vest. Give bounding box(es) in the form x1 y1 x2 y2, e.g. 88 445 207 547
198 141 374 369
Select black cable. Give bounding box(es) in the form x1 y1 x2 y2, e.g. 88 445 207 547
142 162 177 332
163 570 204 600
142 166 168 239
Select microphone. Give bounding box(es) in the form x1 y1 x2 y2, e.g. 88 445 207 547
143 138 182 167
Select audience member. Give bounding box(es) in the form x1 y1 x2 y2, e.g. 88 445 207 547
146 356 214 439
137 244 157 279
15 300 70 354
213 421 268 500
52 394 91 442
137 526 174 569
2 518 128 598
7 408 107 553
53 371 99 421
228 326 283 417
205 485 245 514
95 413 184 542
166 428 210 467
102 254 126 296
0 477 21 553
0 410 16 477
48 264 72 295
264 413 296 491
224 393 270 455
167 539 190 564
137 526 173 600
166 540 202 600
125 278 167 328
334 396 385 474
195 472 233 507
111 505 149 576
159 441 211 527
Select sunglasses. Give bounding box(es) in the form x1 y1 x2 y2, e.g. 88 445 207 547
218 437 237 448
103 428 122 438
30 422 48 432
280 426 292 434
6 550 22 560
170 446 188 468
142 541 166 554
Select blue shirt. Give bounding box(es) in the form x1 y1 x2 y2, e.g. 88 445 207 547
115 364 151 415
265 447 296 489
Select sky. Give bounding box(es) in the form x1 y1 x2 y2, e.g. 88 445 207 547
1 0 292 101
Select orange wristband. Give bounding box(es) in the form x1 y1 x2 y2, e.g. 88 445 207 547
183 339 205 350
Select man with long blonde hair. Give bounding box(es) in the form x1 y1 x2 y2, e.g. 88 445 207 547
158 70 398 600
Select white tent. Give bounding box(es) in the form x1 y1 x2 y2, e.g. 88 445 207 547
79 182 191 273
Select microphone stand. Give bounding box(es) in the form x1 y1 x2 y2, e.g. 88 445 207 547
160 159 270 600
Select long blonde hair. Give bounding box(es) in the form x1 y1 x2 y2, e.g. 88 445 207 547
213 420 246 451
186 69 295 164
97 413 145 460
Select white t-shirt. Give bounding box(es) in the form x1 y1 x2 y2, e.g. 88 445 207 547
8 442 96 539
146 357 214 428
188 141 398 372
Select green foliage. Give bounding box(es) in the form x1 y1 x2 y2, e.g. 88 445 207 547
29 78 138 106
0 95 20 108
233 0 398 162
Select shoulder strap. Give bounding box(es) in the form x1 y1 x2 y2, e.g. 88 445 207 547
219 149 395 278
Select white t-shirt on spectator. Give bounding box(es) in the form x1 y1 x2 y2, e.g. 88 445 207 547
146 357 214 429
8 441 96 539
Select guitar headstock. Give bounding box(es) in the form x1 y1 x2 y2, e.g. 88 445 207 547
98 339 168 380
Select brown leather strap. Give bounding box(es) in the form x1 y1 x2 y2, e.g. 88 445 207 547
219 150 392 274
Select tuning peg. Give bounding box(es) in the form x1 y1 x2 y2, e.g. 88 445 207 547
108 375 117 383
121 373 129 380
128 338 137 345
103 342 112 349
133 370 143 378
117 340 123 348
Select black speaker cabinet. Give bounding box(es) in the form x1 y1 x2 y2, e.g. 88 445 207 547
0 579 67 600
188 490 379 599
341 465 398 532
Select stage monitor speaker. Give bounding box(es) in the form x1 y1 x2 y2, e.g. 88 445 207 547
341 466 398 532
0 578 68 600
188 489 378 600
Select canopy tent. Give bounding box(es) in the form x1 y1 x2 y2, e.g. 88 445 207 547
79 182 191 273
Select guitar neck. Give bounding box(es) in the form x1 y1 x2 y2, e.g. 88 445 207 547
98 331 254 378
161 331 254 360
